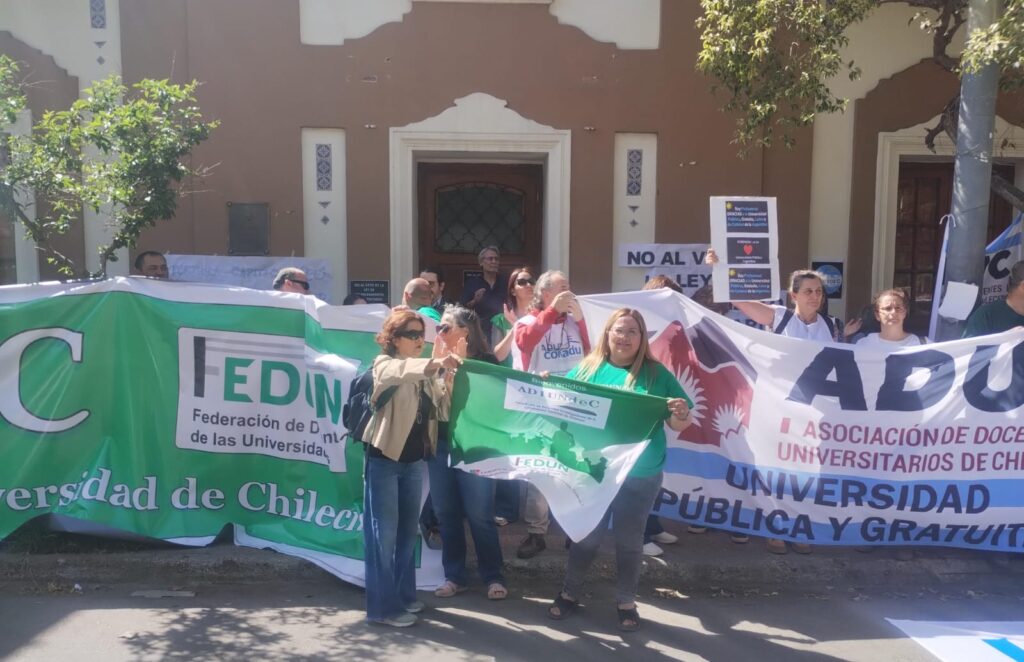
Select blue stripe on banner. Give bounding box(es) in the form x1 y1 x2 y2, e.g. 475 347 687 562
664 447 1024 508
983 638 1024 661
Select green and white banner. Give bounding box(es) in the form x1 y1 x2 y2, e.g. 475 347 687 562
0 277 445 587
450 360 669 541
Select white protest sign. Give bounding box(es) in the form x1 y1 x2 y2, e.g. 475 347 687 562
617 243 712 295
166 255 334 303
709 196 781 303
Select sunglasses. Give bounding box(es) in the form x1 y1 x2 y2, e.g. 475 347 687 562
286 278 310 291
436 323 451 334
516 277 535 286
395 329 424 341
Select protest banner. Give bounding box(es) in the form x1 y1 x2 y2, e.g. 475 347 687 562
580 289 1024 551
449 359 671 541
165 255 334 303
0 278 442 588
982 212 1023 304
709 196 781 303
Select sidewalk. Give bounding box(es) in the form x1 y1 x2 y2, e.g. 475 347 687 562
3 518 1020 593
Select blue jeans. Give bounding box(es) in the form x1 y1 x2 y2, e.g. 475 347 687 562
363 454 424 621
426 436 505 586
494 480 521 523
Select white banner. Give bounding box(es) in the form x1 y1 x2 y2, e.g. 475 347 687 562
166 255 334 303
579 289 1024 550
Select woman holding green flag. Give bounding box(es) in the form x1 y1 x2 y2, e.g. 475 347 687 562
547 308 693 632
363 309 461 628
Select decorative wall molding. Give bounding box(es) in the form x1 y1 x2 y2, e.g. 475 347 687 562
872 115 1024 295
389 92 571 303
303 129 348 303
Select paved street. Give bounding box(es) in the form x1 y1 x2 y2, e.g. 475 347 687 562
3 575 1023 661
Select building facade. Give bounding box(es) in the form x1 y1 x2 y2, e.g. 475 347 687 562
2 0 1023 322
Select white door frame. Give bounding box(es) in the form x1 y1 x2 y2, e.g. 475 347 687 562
389 93 571 303
873 114 1024 294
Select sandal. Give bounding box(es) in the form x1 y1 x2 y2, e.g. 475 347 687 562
547 592 578 620
434 580 468 598
487 582 508 601
617 605 641 632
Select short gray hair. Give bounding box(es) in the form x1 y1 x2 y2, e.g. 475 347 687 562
532 270 567 310
477 246 500 263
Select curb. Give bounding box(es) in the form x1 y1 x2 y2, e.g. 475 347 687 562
3 525 1022 593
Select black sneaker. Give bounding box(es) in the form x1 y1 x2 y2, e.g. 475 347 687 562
517 533 546 559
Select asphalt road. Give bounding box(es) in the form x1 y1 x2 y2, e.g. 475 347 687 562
2 577 1020 661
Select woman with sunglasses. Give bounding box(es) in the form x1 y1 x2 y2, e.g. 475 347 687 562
546 308 692 632
491 267 536 366
488 268 536 528
428 304 509 601
363 309 461 627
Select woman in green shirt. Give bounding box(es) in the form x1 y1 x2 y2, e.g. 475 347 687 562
547 307 693 632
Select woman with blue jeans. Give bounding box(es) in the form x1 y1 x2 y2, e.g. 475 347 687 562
547 308 693 632
429 305 508 600
363 309 460 627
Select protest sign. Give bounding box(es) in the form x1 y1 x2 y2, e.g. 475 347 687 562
449 359 669 541
0 278 442 588
617 243 712 295
709 197 781 302
165 255 334 303
580 289 1024 551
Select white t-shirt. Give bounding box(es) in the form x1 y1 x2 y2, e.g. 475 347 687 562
770 305 834 342
855 333 924 350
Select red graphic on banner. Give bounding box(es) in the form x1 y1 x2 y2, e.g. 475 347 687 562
649 320 755 447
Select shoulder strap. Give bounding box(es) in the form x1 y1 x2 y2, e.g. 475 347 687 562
373 385 397 411
774 309 793 335
822 314 836 338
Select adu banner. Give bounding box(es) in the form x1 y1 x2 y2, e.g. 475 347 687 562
579 289 1024 551
0 278 442 588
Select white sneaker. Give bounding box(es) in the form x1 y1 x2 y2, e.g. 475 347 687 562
642 542 663 557
405 600 425 614
375 612 417 627
651 531 678 545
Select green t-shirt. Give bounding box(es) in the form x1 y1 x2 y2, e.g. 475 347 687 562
566 360 687 477
490 313 514 367
963 299 1024 338
418 306 442 323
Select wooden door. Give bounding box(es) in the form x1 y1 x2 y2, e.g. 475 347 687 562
418 163 543 303
894 162 1016 335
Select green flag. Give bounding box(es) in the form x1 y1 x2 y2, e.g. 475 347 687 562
450 359 669 540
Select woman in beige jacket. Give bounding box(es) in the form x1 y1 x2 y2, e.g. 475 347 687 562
363 309 460 627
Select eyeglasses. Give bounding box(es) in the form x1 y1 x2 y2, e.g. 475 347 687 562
395 329 424 341
287 278 310 291
878 306 906 312
436 323 451 334
516 277 535 286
